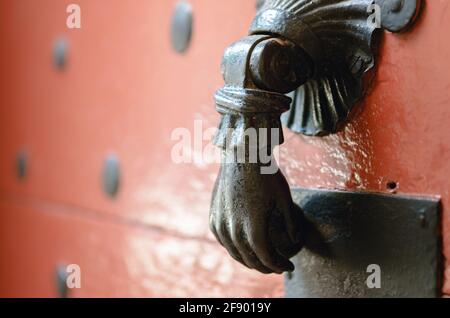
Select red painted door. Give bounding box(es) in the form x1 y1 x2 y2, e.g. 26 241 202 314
0 0 449 297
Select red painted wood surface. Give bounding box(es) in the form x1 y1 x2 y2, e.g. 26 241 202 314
0 0 449 297
0 200 283 297
0 0 283 298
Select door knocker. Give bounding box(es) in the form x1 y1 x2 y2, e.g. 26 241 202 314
209 0 422 274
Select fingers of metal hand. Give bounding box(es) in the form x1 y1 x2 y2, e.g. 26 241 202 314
211 214 296 274
248 225 294 274
216 219 246 266
209 214 224 246
209 185 221 240
231 227 274 274
210 182 228 247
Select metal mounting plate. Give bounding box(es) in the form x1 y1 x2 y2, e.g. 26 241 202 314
286 188 441 298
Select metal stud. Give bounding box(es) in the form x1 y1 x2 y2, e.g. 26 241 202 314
102 154 120 198
55 264 69 298
170 1 193 54
16 151 28 180
53 37 68 69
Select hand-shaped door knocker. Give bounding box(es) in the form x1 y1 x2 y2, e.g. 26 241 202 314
209 0 422 274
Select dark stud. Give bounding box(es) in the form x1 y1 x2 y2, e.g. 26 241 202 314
170 1 193 54
53 37 68 69
16 151 28 180
55 264 69 298
102 154 120 198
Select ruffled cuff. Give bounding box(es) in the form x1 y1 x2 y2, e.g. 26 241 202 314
213 87 291 151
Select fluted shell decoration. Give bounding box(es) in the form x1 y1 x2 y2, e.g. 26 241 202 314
252 0 379 136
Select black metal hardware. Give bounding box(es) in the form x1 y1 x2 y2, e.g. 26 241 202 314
102 155 120 198
55 264 69 298
170 1 193 54
210 34 308 274
210 0 423 275
377 0 423 33
286 188 441 298
53 37 68 69
16 151 28 180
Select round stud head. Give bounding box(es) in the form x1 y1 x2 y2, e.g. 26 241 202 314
170 1 193 54
53 37 68 69
102 155 120 198
16 151 28 180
